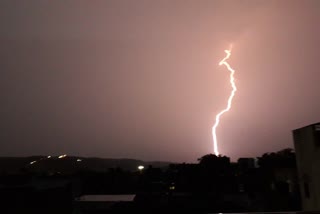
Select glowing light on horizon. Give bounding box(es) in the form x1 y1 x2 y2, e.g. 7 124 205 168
212 45 237 156
58 154 67 159
30 161 37 165
137 165 144 170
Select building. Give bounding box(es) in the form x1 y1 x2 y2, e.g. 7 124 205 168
237 158 255 172
293 123 320 211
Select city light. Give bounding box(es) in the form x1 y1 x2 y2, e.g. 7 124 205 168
58 154 67 159
30 161 37 165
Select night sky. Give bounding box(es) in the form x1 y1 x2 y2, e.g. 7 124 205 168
1 0 320 162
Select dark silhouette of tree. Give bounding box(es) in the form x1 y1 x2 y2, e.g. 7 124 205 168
198 154 230 170
257 148 296 169
256 148 300 211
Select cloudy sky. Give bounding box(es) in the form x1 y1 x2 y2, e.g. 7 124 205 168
1 0 320 162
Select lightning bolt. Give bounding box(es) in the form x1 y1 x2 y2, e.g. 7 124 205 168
212 45 237 156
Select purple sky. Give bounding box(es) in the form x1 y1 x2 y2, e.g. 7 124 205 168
1 0 320 162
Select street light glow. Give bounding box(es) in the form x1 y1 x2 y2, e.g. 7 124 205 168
58 154 67 159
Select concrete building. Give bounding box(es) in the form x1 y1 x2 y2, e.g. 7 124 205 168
293 123 320 211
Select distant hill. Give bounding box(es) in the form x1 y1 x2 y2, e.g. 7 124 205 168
0 156 173 174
